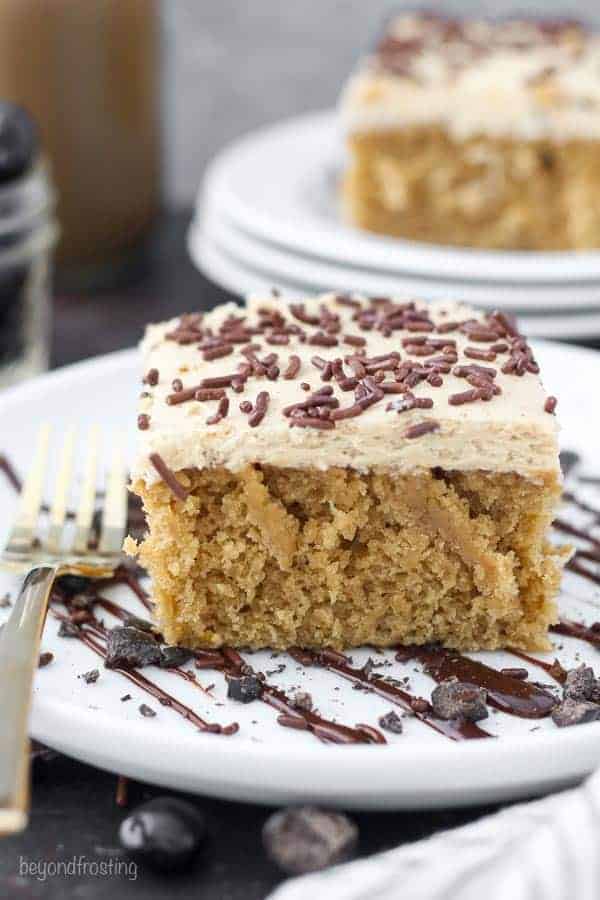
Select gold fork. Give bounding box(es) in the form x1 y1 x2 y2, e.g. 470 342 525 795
0 425 127 835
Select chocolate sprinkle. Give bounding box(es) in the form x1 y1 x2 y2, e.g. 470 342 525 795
284 355 301 379
403 420 440 439
248 391 270 427
149 453 189 502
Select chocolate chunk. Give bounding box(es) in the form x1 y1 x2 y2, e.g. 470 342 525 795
79 668 100 684
563 664 597 702
0 593 11 608
378 711 403 734
263 806 358 875
293 691 313 712
38 651 54 668
119 797 207 872
431 680 488 722
226 674 262 703
105 626 161 670
58 620 80 638
124 614 154 633
121 694 132 702
139 704 157 718
552 699 600 728
159 645 194 669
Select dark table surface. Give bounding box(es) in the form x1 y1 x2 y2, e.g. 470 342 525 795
1 212 590 899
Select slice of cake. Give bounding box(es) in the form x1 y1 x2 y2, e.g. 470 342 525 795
126 293 568 651
340 13 600 249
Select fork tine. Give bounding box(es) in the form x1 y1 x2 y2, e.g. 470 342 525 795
98 434 127 555
5 425 51 552
72 425 100 554
46 426 76 554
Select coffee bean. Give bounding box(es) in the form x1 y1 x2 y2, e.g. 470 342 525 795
119 797 207 872
263 806 357 875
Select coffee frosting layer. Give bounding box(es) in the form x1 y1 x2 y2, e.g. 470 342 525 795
132 293 559 486
340 14 600 142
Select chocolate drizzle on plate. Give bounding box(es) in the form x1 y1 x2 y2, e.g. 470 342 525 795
401 646 556 718
291 648 491 741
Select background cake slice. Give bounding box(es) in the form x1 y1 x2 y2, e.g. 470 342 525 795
340 13 600 250
126 293 568 651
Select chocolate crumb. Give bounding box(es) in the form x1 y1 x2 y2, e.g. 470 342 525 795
431 681 488 722
121 694 132 702
38 651 54 668
80 668 100 684
552 699 600 728
139 704 157 718
226 674 262 703
171 378 183 392
263 807 358 875
545 396 558 414
159 645 194 669
563 664 597 702
143 368 159 386
378 710 403 734
105 626 161 670
0 593 11 608
410 698 429 714
58 620 80 638
293 691 313 712
137 414 150 431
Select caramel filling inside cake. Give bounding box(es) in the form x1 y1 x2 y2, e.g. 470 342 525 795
343 127 600 250
130 464 565 652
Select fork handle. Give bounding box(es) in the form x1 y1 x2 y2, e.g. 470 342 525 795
0 565 57 834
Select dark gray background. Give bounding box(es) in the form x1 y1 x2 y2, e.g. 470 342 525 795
164 0 593 206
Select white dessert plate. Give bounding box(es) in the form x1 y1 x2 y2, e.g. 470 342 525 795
193 232 600 341
201 110 600 288
0 345 599 811
195 204 600 315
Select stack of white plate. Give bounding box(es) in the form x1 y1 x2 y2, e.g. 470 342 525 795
189 110 600 340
